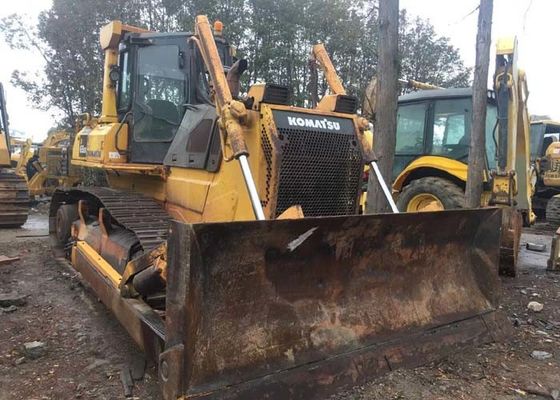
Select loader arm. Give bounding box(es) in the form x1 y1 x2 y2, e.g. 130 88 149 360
491 37 533 274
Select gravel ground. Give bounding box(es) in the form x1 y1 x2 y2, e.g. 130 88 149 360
0 209 559 400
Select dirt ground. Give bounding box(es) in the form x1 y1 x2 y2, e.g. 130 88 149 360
0 206 559 399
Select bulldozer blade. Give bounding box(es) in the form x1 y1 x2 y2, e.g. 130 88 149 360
499 206 522 277
161 208 509 400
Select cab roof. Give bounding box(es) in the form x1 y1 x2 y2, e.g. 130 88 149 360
398 87 496 103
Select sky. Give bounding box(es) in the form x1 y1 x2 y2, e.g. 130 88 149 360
0 0 559 141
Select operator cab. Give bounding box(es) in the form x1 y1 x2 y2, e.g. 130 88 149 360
393 88 498 179
116 31 233 164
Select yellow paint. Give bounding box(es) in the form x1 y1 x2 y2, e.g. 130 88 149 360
13 139 33 177
392 156 469 192
73 97 363 224
407 193 444 212
491 37 532 216
98 21 149 123
68 20 368 225
75 240 122 288
72 122 128 165
0 131 11 167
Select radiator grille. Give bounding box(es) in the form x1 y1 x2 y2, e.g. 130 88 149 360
275 127 362 217
260 125 274 207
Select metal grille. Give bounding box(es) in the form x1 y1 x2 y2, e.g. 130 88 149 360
275 127 362 217
550 158 560 174
260 125 273 207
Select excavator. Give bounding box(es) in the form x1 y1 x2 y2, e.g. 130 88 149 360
0 83 29 227
49 17 507 399
370 37 532 276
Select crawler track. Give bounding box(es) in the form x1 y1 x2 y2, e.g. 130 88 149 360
0 171 29 227
50 186 170 253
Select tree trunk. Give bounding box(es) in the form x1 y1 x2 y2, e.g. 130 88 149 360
466 0 493 208
366 0 399 213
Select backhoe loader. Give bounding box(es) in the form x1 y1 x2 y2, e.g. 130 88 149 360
0 83 29 227
49 17 507 399
370 37 532 275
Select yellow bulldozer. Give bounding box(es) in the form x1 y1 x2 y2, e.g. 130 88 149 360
49 17 508 399
0 83 29 227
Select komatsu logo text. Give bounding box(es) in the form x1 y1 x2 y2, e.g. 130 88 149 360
287 116 341 131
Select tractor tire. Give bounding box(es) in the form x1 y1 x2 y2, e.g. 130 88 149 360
397 177 465 212
546 195 560 227
55 204 78 246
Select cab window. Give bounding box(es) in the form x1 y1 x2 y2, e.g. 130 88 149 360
430 98 470 160
395 103 426 154
134 44 186 142
117 50 132 113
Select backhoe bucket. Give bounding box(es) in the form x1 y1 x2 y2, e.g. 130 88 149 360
161 208 509 399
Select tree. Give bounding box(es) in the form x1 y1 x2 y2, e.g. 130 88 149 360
1 0 145 128
366 0 399 214
398 10 471 90
465 0 493 208
0 0 473 128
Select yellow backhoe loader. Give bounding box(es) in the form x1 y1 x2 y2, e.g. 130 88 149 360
373 37 532 275
0 83 29 227
49 17 507 399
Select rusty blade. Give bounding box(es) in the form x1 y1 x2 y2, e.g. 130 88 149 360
499 206 522 277
163 208 504 399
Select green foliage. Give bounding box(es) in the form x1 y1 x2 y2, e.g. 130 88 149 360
0 0 471 125
398 10 471 89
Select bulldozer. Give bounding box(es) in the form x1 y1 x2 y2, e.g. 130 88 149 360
49 17 508 399
0 83 29 227
370 37 532 275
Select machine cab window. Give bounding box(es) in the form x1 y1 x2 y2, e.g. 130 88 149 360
116 34 189 164
134 44 185 142
395 103 426 155
430 98 471 160
393 92 498 179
